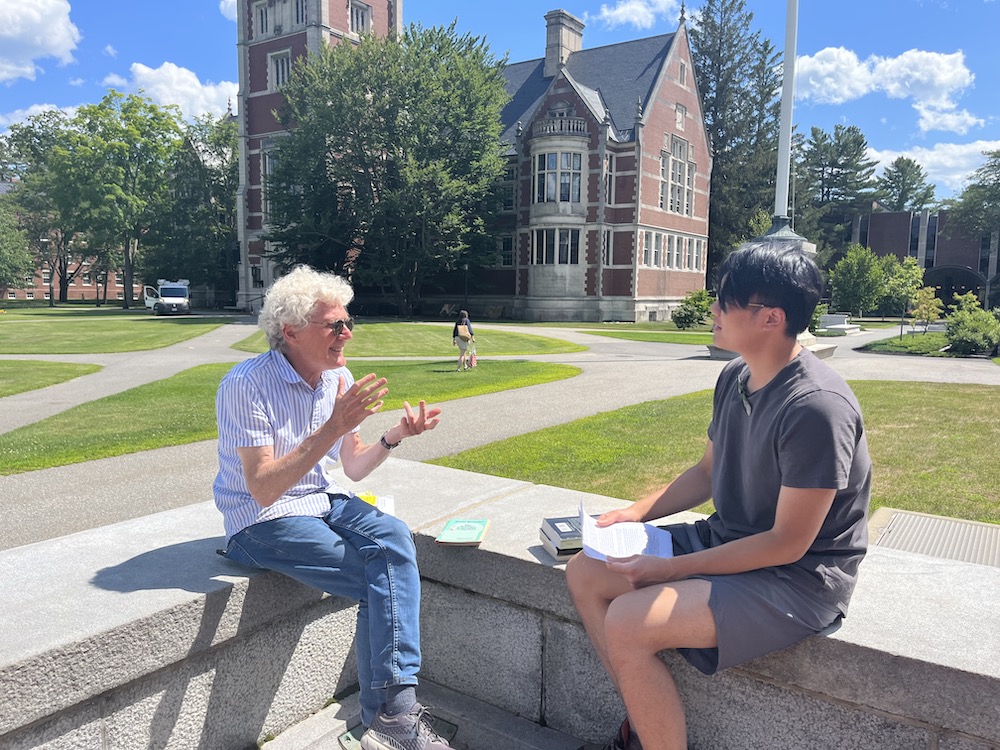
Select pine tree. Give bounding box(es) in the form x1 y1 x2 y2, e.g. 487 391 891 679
876 156 935 211
689 0 781 285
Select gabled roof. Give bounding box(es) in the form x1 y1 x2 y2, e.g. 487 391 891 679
500 32 676 147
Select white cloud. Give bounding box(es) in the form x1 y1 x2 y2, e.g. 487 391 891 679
869 139 1000 195
914 103 984 136
129 61 238 118
103 44 118 58
102 73 128 88
872 49 973 109
218 0 238 22
795 47 874 105
796 47 982 136
587 0 681 29
0 0 81 83
0 103 78 129
69 77 85 86
797 47 984 137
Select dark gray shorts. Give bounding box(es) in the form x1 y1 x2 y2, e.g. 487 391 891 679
663 521 843 675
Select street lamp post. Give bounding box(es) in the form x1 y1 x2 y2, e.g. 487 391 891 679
760 0 816 259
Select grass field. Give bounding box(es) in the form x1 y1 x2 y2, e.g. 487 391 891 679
233 322 588 357
431 380 1000 525
0 307 230 353
0 360 103 397
0 358 580 475
576 330 715 345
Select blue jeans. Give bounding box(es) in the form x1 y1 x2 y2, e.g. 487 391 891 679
225 494 421 726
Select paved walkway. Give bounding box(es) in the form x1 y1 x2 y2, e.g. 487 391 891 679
3 321 999 551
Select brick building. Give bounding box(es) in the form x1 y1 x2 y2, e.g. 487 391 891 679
234 4 710 321
853 208 999 307
233 0 403 311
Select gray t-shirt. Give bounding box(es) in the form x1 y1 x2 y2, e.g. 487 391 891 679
704 349 872 613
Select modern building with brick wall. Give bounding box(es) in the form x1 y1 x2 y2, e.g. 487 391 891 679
853 208 999 307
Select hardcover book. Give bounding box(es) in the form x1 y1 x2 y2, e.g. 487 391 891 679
540 514 583 548
539 529 581 562
435 519 490 546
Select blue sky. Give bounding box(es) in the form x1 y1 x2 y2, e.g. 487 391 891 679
2 0 998 199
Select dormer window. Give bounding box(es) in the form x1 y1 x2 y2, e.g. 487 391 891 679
548 100 573 118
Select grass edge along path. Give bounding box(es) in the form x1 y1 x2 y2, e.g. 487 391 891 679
0 360 103 398
231 323 588 357
431 380 1000 526
0 317 231 354
0 359 580 475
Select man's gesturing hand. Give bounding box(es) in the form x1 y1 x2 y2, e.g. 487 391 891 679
324 373 387 436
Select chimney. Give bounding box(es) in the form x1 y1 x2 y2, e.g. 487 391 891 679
544 9 584 78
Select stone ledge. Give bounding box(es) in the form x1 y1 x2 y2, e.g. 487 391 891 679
2 458 998 749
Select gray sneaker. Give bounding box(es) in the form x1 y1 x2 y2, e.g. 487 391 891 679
359 703 452 750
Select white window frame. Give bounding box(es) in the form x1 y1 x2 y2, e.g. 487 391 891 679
603 229 613 266
643 231 652 266
533 151 582 204
679 62 687 86
497 235 514 267
351 1 371 34
269 50 291 92
26 291 35 300
675 104 686 131
253 1 269 38
294 0 307 26
533 228 580 265
7 291 16 300
604 153 615 204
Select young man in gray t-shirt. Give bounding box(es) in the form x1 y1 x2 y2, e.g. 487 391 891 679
567 241 872 750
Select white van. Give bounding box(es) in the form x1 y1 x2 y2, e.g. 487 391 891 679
144 279 191 315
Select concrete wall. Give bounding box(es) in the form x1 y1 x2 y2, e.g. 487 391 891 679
2 459 998 749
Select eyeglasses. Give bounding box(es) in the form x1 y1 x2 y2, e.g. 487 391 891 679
737 373 752 415
745 303 771 310
314 317 354 336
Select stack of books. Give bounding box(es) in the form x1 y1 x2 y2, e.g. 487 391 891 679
539 514 583 562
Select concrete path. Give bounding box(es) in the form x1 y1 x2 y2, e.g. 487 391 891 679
3 321 998 551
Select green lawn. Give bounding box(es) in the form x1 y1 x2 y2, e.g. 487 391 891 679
432 381 1000 525
0 359 580 475
0 360 103 397
577 330 714 345
862 332 951 356
0 307 230 353
233 322 588 357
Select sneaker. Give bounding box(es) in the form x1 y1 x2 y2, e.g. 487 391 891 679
577 718 640 750
360 703 451 750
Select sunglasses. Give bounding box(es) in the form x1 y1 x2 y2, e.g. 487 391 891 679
314 317 355 336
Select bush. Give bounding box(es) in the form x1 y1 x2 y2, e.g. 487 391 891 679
946 308 1000 355
810 303 828 334
672 289 713 330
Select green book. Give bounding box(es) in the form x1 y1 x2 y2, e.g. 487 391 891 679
435 519 490 546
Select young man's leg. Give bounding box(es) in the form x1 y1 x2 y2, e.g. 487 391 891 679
605 580 715 750
566 554 717 750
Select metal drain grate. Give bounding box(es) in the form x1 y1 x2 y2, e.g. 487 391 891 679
872 509 1000 568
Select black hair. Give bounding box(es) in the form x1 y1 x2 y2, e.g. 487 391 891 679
459 309 469 318
716 240 823 336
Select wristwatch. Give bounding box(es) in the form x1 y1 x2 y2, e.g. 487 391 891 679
380 432 401 450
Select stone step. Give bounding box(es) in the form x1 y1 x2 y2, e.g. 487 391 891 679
263 680 584 750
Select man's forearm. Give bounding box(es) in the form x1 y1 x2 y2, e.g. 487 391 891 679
638 463 713 522
240 425 345 506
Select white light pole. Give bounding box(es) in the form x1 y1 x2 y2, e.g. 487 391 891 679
761 0 816 257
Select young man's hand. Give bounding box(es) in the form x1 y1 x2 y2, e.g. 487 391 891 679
604 554 676 588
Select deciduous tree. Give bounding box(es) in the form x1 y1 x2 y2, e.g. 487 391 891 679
829 243 882 317
266 23 510 315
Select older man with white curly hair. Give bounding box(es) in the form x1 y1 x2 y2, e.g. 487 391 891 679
213 265 450 750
